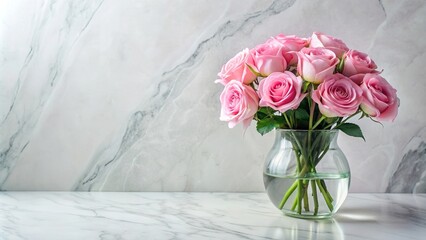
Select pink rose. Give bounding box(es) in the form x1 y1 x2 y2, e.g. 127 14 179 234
312 74 363 117
269 34 309 51
251 42 287 76
310 32 349 58
342 50 378 78
360 74 398 121
297 48 339 84
267 34 309 65
258 71 306 112
348 74 365 85
216 48 257 85
220 80 259 128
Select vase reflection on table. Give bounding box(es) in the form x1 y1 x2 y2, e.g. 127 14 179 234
268 218 344 239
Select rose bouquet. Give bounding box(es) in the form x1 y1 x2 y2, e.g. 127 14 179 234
216 32 399 217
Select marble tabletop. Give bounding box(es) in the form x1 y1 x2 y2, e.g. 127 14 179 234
0 193 425 240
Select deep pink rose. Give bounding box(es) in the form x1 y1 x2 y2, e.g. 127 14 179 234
216 48 257 85
220 80 259 128
342 50 378 78
360 74 398 121
251 42 287 76
258 71 306 112
312 74 363 117
297 48 339 84
310 32 349 58
267 34 308 65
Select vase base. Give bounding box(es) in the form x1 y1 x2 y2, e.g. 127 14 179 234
283 211 334 219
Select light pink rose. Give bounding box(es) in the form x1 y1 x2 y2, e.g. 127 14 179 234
216 48 257 85
342 50 378 78
251 42 287 76
267 34 309 65
312 74 363 117
220 80 259 128
297 47 339 84
360 74 398 121
268 34 309 51
258 71 306 112
349 74 365 85
310 32 349 58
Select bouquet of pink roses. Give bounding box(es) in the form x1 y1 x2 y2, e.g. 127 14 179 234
217 32 398 134
216 32 399 216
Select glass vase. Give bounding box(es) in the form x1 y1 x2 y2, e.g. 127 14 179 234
263 129 350 219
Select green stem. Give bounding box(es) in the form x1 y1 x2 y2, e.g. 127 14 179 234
323 118 340 129
295 150 301 172
308 96 315 130
278 164 309 210
278 119 337 216
312 116 326 130
320 179 334 203
289 133 308 164
297 179 303 214
278 180 298 209
303 181 310 212
283 112 292 128
315 144 330 165
333 111 360 129
291 195 298 211
316 179 334 212
311 180 319 215
308 95 315 164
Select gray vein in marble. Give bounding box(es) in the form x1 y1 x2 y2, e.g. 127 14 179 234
74 0 297 191
378 0 387 17
2 45 34 124
386 127 426 193
0 0 105 189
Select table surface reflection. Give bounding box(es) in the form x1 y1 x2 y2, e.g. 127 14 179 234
0 192 425 239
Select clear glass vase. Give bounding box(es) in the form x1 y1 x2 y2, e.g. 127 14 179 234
263 129 350 219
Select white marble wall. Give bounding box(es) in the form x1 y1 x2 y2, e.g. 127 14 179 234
0 0 425 192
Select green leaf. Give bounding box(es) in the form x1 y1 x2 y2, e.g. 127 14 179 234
255 107 275 121
336 123 365 141
294 108 310 120
298 98 309 110
256 118 280 136
273 115 288 128
257 107 272 114
255 111 267 120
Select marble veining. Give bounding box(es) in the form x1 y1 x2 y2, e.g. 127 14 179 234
0 0 107 188
386 127 426 193
74 0 298 191
0 193 425 239
0 0 426 191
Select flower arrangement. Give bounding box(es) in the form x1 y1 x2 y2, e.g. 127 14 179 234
217 32 398 134
216 32 399 216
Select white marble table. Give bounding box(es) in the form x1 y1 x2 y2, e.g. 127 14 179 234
0 193 425 240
